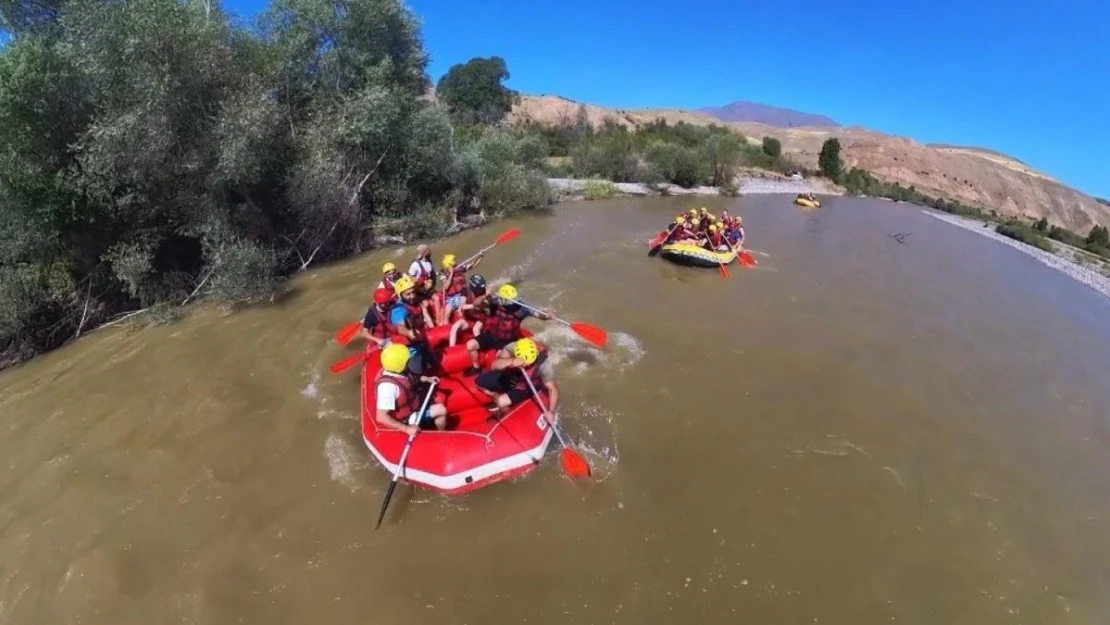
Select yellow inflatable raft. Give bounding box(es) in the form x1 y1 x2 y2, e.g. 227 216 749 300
659 242 737 268
794 195 821 208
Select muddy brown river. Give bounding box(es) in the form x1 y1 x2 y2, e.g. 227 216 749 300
2 196 1110 625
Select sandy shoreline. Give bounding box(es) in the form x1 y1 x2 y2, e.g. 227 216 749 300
925 212 1110 300
547 176 827 200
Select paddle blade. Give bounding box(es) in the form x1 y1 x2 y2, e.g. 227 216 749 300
335 321 361 345
739 252 757 267
495 228 521 245
560 447 592 479
570 322 608 348
329 351 367 375
718 263 730 278
647 244 663 257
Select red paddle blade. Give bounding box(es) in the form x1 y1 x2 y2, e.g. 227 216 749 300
739 252 757 267
719 263 730 278
335 321 361 345
570 322 608 348
329 352 367 375
495 228 521 245
560 448 592 479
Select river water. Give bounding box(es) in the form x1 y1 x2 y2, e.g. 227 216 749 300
2 196 1109 625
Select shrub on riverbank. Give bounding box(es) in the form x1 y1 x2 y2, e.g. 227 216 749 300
516 114 796 188
0 0 550 368
996 221 1056 252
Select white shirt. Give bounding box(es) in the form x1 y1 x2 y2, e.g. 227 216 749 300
376 373 404 411
408 259 433 280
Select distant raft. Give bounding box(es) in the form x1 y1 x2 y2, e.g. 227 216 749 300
659 242 737 268
794 195 821 208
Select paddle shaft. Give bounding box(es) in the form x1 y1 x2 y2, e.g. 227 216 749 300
374 380 439 530
522 373 569 448
512 300 570 328
459 242 496 269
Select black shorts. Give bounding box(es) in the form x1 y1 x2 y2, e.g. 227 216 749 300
474 334 511 353
474 371 531 403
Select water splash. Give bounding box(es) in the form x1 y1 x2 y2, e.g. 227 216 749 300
323 432 368 492
531 324 644 375
562 400 621 482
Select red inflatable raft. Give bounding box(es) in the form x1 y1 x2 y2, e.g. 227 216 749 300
360 325 554 495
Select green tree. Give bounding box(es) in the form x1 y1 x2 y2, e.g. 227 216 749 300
1034 217 1049 232
435 56 516 125
818 137 842 180
761 136 781 158
1087 225 1110 247
705 129 745 186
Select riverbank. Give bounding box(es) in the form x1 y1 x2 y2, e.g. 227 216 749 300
926 211 1110 300
547 175 832 202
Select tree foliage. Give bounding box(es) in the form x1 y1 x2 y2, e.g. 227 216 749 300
435 56 516 125
0 0 549 367
818 138 842 180
761 136 782 158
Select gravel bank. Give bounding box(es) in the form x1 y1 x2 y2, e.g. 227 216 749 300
925 211 1110 300
548 177 826 201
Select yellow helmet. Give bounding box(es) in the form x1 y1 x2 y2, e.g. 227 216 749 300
675 216 686 224
393 274 416 296
708 224 718 233
382 262 396 274
513 338 540 366
380 343 411 374
688 209 698 216
442 254 456 269
715 221 725 230
700 207 708 214
497 284 519 301
736 216 743 224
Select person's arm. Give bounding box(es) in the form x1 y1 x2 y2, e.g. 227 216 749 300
543 380 558 416
464 254 483 271
524 308 552 322
389 307 418 341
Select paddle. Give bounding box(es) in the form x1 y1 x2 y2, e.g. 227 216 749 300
329 345 382 375
335 321 361 346
648 223 679 257
512 299 608 348
726 237 757 268
459 228 521 268
375 380 439 530
521 373 591 479
712 235 731 279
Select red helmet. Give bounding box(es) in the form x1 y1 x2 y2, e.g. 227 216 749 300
373 288 392 305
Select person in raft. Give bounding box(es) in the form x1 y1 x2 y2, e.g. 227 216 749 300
360 287 394 347
378 262 402 295
727 215 745 247
436 252 483 325
475 338 558 421
375 343 448 434
698 207 717 231
388 275 437 371
460 283 552 375
449 273 492 347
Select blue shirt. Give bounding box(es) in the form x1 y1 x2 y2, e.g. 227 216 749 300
389 304 409 327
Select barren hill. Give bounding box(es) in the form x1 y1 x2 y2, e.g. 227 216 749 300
699 101 840 128
511 95 1110 233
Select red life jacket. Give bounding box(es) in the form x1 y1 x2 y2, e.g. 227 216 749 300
387 301 426 345
443 269 468 297
708 232 724 249
375 371 420 421
363 305 390 339
508 350 549 391
485 304 524 341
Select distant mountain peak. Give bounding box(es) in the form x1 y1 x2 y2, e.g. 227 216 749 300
698 101 840 128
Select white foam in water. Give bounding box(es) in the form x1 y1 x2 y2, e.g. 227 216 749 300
562 400 621 482
530 324 645 375
324 432 368 492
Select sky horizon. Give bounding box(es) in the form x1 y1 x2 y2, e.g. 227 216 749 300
402 0 1108 199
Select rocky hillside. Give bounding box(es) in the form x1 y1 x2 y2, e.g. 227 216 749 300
699 101 840 128
511 95 1110 233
